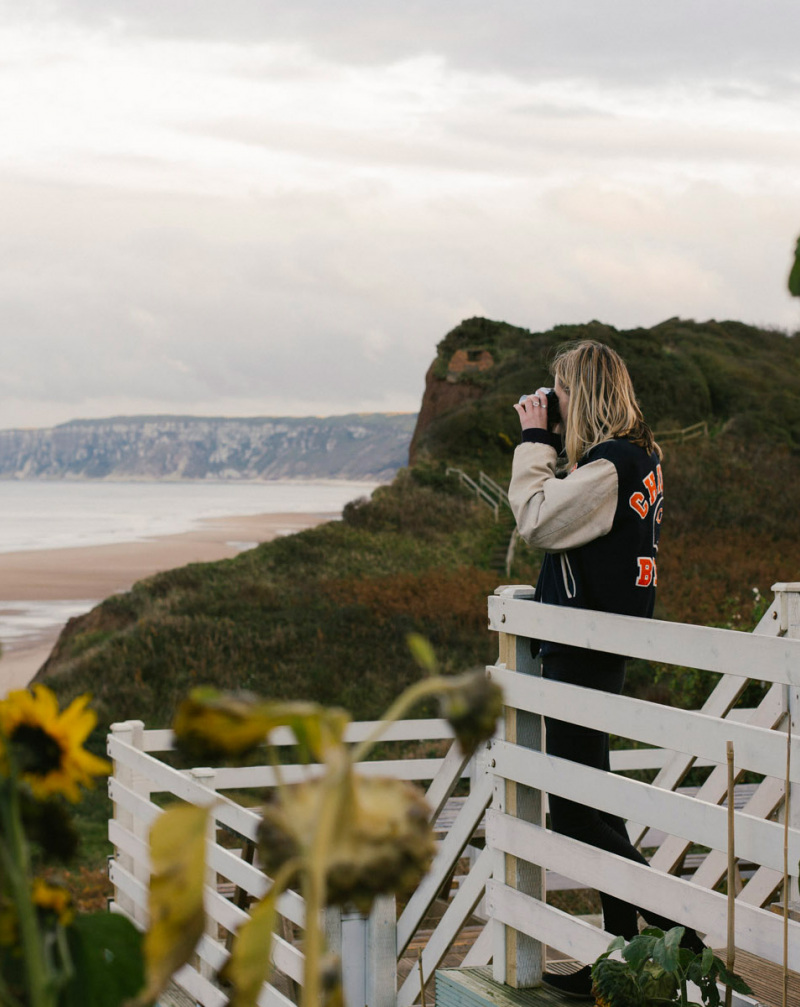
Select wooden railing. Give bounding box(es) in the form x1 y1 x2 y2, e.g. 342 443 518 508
484 582 800 1005
107 584 800 1006
654 419 709 442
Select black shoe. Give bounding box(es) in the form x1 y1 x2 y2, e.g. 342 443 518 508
541 965 593 1001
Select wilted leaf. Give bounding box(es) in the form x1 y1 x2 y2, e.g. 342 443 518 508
173 689 349 764
62 912 145 1007
219 887 280 1007
133 803 209 1006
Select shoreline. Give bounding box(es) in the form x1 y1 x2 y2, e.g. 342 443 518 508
0 510 335 691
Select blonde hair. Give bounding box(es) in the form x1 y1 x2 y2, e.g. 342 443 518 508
551 340 660 466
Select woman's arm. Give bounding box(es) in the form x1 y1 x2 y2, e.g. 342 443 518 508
509 442 618 551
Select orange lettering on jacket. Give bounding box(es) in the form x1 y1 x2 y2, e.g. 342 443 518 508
636 557 657 587
629 464 664 519
629 491 649 518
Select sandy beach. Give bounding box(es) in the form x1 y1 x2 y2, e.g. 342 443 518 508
0 510 335 691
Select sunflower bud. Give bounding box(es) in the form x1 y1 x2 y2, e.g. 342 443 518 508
257 775 435 914
439 671 503 757
173 688 349 764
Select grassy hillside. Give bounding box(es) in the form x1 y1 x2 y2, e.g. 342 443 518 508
42 469 510 731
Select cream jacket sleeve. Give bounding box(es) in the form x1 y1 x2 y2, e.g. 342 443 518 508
508 442 619 552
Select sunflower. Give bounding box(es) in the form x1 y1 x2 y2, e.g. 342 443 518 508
0 686 110 802
31 878 74 927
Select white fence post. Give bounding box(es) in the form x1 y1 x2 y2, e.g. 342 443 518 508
190 766 218 981
108 719 147 926
490 585 544 989
341 911 367 1007
773 582 800 905
367 896 396 1007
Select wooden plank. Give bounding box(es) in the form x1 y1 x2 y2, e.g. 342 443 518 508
144 719 455 754
624 604 777 849
204 889 304 985
487 596 800 686
108 778 162 829
683 777 785 890
489 669 800 783
462 922 493 968
486 809 800 972
396 847 494 1007
643 685 785 864
486 880 612 965
736 867 784 907
397 771 494 955
212 757 467 791
424 741 473 823
170 964 228 1007
491 740 799 875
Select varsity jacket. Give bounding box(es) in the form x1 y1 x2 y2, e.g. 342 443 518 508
508 429 663 657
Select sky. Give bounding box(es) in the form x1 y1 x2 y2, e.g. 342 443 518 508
1 1 799 430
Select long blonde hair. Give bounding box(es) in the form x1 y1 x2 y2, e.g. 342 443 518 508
552 340 660 467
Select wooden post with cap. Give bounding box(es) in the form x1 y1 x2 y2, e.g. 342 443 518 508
491 584 545 988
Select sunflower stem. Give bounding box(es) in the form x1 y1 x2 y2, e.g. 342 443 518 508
0 783 57 1007
350 675 455 764
300 752 349 1007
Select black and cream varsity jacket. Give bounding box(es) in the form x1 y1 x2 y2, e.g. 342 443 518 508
508 429 663 657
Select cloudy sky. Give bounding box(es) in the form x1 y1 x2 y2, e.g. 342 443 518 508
1 2 799 429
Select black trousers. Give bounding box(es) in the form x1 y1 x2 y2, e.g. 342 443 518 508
542 649 682 939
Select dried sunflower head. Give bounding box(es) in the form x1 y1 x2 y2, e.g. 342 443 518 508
258 774 435 914
439 670 503 757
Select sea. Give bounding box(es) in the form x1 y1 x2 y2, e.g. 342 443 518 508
0 479 378 654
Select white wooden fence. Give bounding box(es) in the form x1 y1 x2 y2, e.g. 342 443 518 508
107 582 800 1006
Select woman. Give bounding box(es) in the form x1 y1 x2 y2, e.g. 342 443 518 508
510 341 702 1000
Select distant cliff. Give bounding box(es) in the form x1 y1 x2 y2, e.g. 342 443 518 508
0 413 417 481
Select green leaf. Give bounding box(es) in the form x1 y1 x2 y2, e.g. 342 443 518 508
789 235 800 297
652 925 682 973
700 946 715 974
714 962 753 994
61 912 145 1007
622 934 657 971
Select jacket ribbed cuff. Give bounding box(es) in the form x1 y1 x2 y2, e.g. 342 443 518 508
521 428 561 451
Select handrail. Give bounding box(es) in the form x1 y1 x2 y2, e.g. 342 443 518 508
478 471 509 505
655 419 709 442
446 467 500 519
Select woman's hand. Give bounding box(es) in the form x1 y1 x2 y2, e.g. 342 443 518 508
514 388 550 431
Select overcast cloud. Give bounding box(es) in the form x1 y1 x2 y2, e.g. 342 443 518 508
1 2 798 429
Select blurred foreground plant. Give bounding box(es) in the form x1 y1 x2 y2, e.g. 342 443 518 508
0 649 501 1006
169 641 502 1007
0 684 144 1007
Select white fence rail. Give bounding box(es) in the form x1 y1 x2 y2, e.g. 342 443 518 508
107 583 800 1006
485 581 800 1004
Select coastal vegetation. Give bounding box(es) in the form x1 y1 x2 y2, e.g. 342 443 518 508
39 315 800 868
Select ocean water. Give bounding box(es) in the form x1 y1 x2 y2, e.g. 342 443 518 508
0 479 377 554
0 479 378 653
